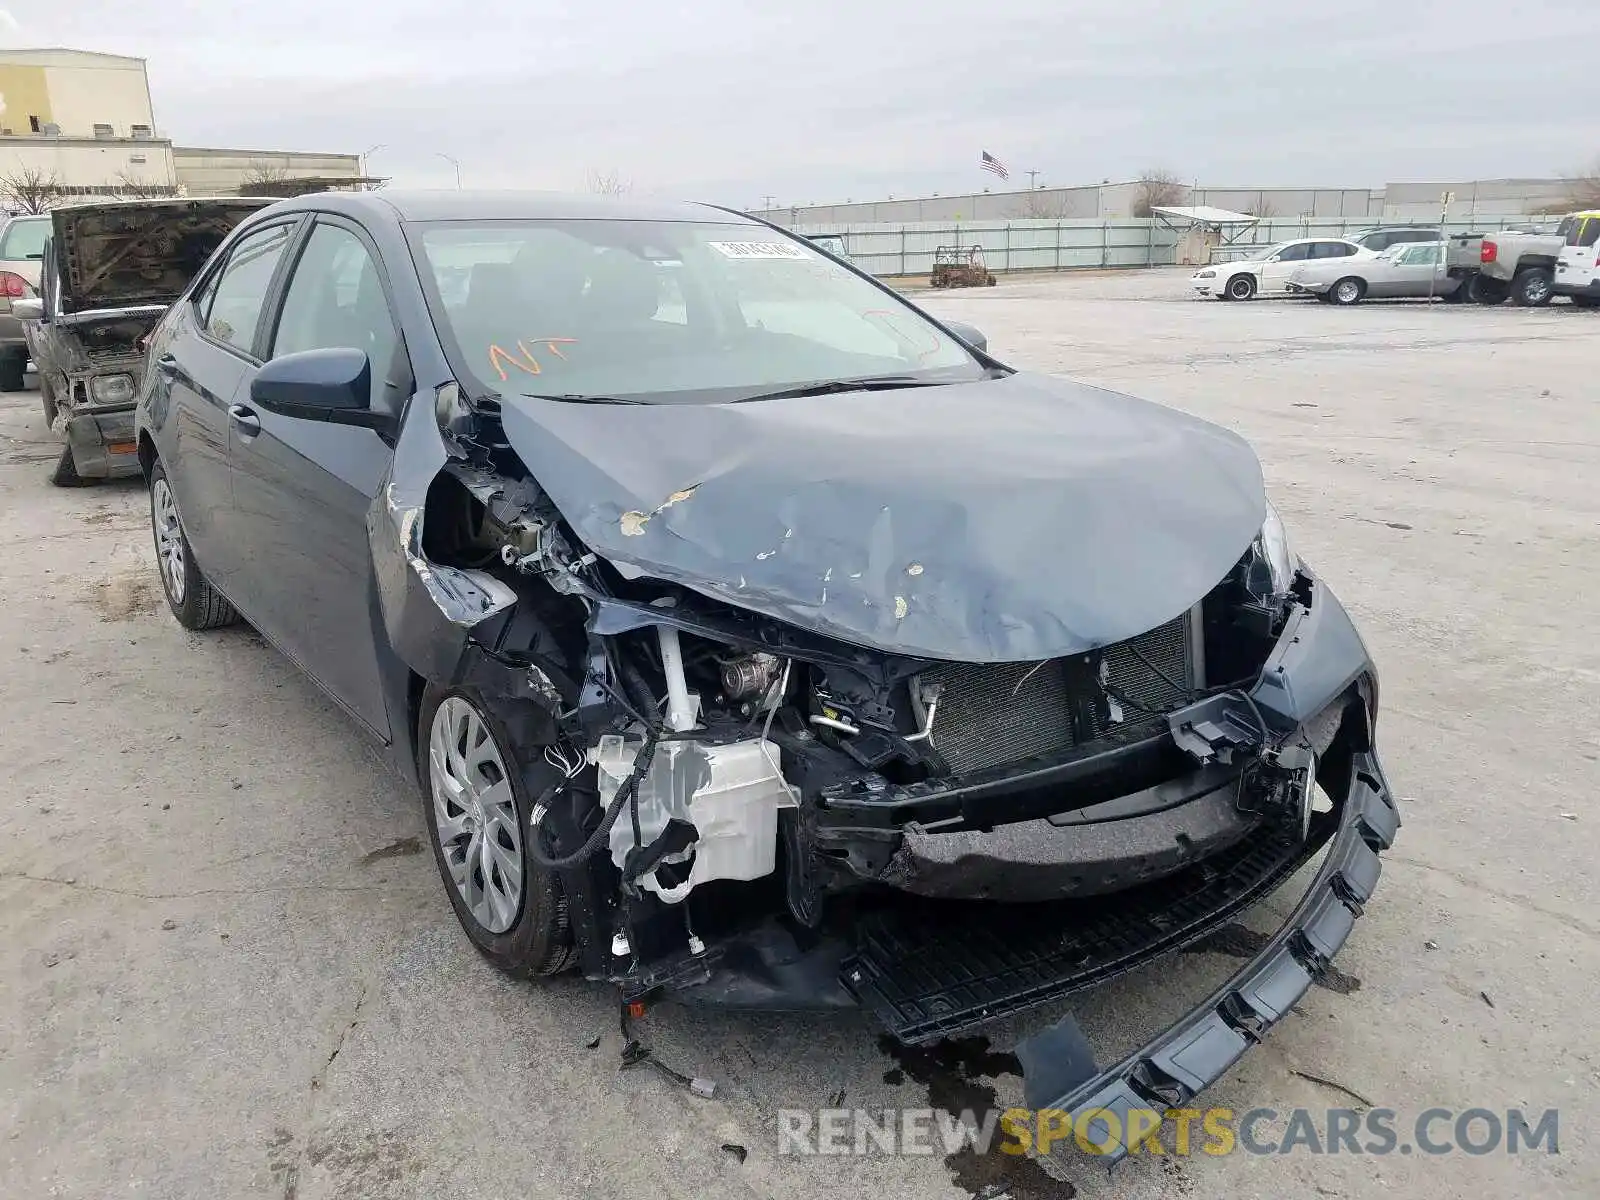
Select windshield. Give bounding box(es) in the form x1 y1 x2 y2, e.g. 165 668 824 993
412 219 985 403
0 216 50 260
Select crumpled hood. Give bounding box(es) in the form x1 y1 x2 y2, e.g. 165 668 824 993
497 372 1266 662
52 198 274 313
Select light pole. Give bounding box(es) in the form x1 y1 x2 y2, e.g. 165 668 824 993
1026 169 1041 190
762 194 777 211
436 153 463 190
360 144 385 189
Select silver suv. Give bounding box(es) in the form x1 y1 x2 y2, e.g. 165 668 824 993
1348 226 1443 252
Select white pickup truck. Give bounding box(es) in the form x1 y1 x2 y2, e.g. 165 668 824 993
1444 227 1564 306
1553 209 1600 307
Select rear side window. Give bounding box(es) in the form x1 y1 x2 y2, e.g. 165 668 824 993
1580 219 1600 248
1312 242 1355 259
202 224 293 354
0 217 50 260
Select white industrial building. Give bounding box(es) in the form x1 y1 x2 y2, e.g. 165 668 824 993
0 47 362 203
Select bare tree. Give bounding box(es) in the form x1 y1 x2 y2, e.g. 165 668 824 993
0 165 64 214
1243 195 1280 219
585 168 633 195
1131 168 1188 218
1013 189 1075 219
1562 159 1600 208
113 169 175 199
238 160 291 193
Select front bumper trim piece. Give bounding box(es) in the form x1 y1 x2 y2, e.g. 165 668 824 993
1016 749 1398 1164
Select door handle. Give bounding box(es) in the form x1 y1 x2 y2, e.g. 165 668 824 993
155 354 179 376
227 404 261 436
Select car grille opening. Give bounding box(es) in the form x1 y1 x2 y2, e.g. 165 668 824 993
915 611 1195 776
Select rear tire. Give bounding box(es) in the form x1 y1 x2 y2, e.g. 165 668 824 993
1329 277 1365 306
1224 273 1257 301
1467 275 1509 305
418 683 576 978
148 460 239 630
1511 267 1553 307
0 348 26 392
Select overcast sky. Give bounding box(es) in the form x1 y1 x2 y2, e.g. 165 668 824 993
7 1 1598 204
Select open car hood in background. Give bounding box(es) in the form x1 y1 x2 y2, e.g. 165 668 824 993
497 373 1268 662
52 198 275 314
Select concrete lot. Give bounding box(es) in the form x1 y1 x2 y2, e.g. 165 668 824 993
1 271 1595 1199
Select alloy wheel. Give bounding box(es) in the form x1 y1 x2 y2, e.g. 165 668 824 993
429 696 524 934
1334 279 1362 304
151 477 186 605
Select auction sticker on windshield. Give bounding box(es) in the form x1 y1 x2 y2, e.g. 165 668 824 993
707 241 811 260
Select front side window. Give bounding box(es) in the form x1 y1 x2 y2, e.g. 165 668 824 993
412 219 984 404
272 222 399 405
1275 243 1311 262
0 217 50 260
204 224 293 353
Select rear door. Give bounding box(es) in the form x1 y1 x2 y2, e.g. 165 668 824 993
226 216 408 738
150 219 299 593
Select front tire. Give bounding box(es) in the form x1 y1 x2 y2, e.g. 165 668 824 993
1225 273 1257 301
1329 277 1365 305
419 684 575 978
1511 267 1553 307
148 460 239 630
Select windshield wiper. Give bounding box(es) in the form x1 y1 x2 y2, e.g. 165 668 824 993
731 376 956 404
525 393 649 405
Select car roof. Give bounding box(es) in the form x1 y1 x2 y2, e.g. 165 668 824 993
259 189 759 227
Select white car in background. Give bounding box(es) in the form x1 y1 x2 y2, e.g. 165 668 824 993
1191 237 1375 301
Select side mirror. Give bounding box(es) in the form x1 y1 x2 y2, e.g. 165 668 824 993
250 348 390 430
942 319 988 353
11 297 43 321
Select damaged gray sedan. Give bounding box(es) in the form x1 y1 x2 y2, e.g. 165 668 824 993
135 192 1398 1155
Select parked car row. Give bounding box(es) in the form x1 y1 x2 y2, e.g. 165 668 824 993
2 190 1397 1157
1193 212 1600 308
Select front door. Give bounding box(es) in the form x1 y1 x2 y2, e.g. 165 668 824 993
226 217 407 738
1556 213 1599 295
1261 242 1311 292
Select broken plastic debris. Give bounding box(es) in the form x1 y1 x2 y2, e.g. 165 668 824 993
894 596 908 620
906 562 924 576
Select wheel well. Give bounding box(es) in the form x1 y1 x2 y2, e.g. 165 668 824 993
1515 257 1556 273
137 432 158 480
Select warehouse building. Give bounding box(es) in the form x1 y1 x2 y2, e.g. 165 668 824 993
0 47 362 202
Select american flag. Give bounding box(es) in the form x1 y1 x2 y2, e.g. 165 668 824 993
980 151 1010 181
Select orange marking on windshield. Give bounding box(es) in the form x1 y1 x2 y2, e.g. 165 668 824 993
488 341 542 380
531 337 578 359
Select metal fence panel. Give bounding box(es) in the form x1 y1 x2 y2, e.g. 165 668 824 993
794 215 1557 277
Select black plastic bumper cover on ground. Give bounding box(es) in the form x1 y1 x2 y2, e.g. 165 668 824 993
1015 749 1398 1164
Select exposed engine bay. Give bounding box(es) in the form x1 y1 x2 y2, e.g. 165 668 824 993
405 381 1381 1037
